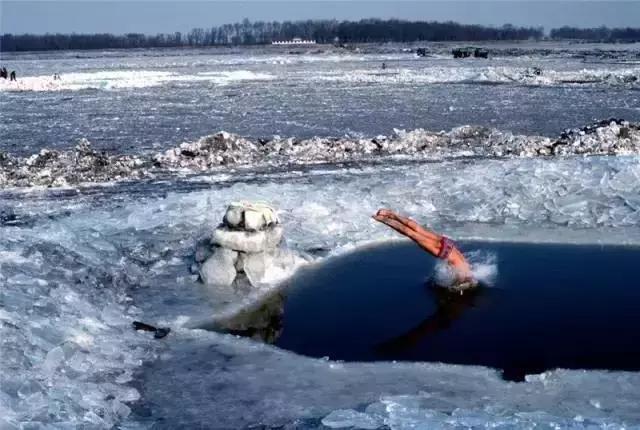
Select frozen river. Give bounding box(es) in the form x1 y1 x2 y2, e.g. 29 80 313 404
1 42 640 155
1 42 640 429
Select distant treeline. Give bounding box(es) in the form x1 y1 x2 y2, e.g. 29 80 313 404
0 19 544 52
2 19 639 53
550 26 640 42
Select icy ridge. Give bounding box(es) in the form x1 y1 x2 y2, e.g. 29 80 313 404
319 66 640 86
1 64 638 92
0 139 150 188
1 119 639 188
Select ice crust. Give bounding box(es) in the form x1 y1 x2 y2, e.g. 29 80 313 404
0 69 274 92
138 329 640 429
2 119 640 188
3 154 640 428
318 65 640 87
0 63 637 93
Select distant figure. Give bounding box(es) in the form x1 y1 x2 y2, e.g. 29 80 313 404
53 73 61 80
524 67 543 78
9 71 16 81
381 62 387 70
0 67 7 79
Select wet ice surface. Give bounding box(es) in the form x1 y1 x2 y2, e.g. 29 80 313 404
3 156 640 428
2 42 640 429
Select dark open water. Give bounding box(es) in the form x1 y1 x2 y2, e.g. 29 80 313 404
275 241 640 381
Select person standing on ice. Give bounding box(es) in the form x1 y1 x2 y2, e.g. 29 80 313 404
373 209 475 288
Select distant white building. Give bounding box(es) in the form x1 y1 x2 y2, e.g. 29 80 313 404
271 37 317 45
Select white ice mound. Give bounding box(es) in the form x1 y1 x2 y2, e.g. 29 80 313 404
199 201 294 288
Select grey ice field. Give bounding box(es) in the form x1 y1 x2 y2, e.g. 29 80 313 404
1 42 640 429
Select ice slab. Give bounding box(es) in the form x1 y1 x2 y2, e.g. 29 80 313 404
212 225 284 253
132 329 640 429
223 201 279 231
199 247 238 286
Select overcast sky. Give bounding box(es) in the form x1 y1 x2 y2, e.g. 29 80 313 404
2 1 639 35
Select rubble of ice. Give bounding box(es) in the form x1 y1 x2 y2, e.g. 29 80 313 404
0 226 160 428
2 119 640 188
317 65 640 87
3 146 640 428
0 138 150 188
1 62 638 93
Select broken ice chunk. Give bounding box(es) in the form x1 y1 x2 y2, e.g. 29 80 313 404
223 203 244 228
200 247 238 286
223 201 279 230
241 252 268 284
194 238 213 263
243 209 266 231
41 346 65 376
322 409 381 430
212 226 283 253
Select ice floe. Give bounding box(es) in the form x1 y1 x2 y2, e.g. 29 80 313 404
316 65 640 87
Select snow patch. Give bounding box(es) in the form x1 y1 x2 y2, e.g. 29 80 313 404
0 69 274 92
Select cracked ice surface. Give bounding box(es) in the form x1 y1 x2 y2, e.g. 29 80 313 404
137 329 640 429
2 155 640 429
0 229 158 428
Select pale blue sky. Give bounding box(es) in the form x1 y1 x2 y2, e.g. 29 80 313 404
1 1 639 35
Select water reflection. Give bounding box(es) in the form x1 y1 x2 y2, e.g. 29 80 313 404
203 279 483 352
199 289 285 344
376 284 484 355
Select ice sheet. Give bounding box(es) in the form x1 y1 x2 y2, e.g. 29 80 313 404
2 155 640 428
136 328 640 429
0 70 274 92
316 65 640 87
1 62 638 93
